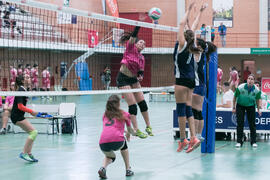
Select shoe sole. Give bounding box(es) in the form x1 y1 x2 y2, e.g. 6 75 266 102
186 141 201 153
177 143 188 152
98 170 107 179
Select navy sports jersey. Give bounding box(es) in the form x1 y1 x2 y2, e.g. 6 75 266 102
195 52 206 86
173 41 195 79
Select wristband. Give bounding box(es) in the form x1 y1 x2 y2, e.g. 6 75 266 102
137 70 144 77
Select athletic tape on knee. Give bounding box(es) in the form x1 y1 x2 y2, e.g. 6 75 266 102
198 111 203 120
176 103 186 117
138 100 148 112
28 130 38 141
186 106 193 118
192 108 199 120
128 104 137 116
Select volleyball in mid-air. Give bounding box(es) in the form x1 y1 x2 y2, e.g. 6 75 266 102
148 7 162 20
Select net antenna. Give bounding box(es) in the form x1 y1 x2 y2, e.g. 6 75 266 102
60 29 114 88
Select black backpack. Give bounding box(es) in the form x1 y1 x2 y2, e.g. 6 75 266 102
61 118 74 134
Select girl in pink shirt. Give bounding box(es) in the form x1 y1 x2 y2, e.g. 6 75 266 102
31 64 39 90
116 25 153 139
228 67 239 91
17 64 23 76
10 66 17 84
24 64 31 76
217 66 223 94
42 67 50 90
98 95 135 179
0 82 15 134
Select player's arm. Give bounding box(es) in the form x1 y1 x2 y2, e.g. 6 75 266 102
178 2 194 48
191 3 208 31
129 26 141 44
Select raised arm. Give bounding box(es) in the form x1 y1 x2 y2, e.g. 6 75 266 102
191 3 208 31
178 2 195 47
129 26 141 44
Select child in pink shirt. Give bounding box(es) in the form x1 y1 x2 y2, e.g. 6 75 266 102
98 95 135 179
0 82 15 134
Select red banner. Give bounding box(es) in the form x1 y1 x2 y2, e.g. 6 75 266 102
106 0 119 17
261 78 270 93
88 30 98 48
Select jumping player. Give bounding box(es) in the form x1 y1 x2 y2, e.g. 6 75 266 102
174 2 207 153
192 38 217 142
116 23 153 138
98 95 136 179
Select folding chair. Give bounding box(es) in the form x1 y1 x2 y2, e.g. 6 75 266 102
53 103 78 134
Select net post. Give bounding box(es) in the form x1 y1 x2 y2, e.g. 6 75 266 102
201 51 218 153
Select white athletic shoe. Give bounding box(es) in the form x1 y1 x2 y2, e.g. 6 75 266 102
235 143 241 148
252 143 258 148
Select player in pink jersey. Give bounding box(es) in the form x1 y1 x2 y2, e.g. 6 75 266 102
228 67 239 91
98 95 136 179
42 67 50 91
31 64 39 91
17 64 23 76
217 66 223 94
24 64 31 76
116 24 153 139
10 65 17 84
0 82 15 134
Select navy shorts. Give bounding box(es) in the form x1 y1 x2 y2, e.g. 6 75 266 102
175 78 195 89
116 72 138 87
99 140 128 152
193 85 206 96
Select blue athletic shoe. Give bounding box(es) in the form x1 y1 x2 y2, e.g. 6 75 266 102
29 154 39 162
19 153 35 162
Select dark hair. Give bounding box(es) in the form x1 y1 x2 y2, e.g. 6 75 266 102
248 74 255 79
18 64 23 68
15 75 24 90
25 64 30 68
105 95 124 120
184 30 201 54
255 81 260 86
33 64 38 68
223 82 230 87
231 67 237 71
120 32 140 44
196 38 217 62
202 24 206 27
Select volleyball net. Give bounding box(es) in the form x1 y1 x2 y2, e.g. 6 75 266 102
0 0 179 96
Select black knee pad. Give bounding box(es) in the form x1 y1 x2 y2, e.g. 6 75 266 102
107 157 116 163
120 141 128 151
32 88 37 91
128 104 137 116
192 108 199 120
198 111 203 120
138 100 148 112
186 106 193 118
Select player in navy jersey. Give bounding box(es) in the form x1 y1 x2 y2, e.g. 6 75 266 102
192 38 217 142
174 2 207 153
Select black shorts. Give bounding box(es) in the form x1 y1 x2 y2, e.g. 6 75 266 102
99 140 128 152
175 78 195 89
116 72 138 87
10 114 25 124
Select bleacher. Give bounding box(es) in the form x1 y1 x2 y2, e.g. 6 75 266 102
0 4 68 43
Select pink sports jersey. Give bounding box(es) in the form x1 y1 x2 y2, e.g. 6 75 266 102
120 41 145 76
31 68 38 83
10 68 17 83
42 70 50 88
99 111 131 144
5 96 15 107
230 70 238 83
24 68 31 76
0 96 2 108
217 68 223 82
17 68 23 76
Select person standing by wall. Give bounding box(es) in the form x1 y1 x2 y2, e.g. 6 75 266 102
232 74 262 148
200 24 206 40
218 23 227 47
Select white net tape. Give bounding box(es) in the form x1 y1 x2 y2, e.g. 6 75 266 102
0 86 174 96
